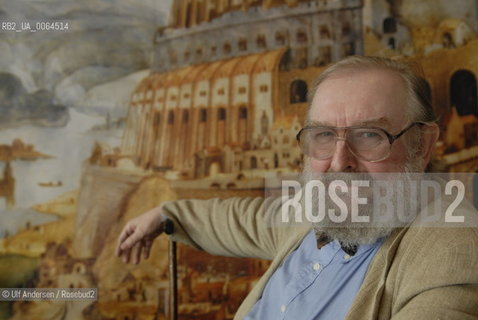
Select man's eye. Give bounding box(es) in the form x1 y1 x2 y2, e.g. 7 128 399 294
316 131 334 137
360 132 380 138
352 131 384 141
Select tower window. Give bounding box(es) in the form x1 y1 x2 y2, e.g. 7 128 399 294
250 156 257 169
182 110 189 123
320 25 331 39
275 32 286 45
223 42 231 54
342 23 351 36
218 108 226 121
316 46 332 66
290 80 308 104
383 17 397 34
297 30 307 43
167 111 175 124
342 42 355 56
239 107 248 119
388 37 396 49
257 34 266 49
450 69 477 116
442 33 455 49
200 109 208 122
238 38 248 51
196 48 203 58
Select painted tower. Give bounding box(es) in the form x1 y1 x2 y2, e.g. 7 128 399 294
121 0 364 178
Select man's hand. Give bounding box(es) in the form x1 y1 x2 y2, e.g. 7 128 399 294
115 207 168 264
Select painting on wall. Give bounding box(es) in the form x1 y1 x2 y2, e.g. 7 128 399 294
1 0 477 319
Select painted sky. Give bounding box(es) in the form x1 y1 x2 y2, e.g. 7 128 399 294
0 0 172 126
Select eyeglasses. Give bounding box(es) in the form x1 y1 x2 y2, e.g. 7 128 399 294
296 122 424 162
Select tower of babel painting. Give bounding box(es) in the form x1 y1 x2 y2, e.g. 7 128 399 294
121 0 364 179
66 1 478 318
118 0 478 180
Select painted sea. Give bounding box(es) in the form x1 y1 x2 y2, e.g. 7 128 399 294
0 108 123 238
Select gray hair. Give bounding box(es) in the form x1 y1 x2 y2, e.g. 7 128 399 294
307 55 437 124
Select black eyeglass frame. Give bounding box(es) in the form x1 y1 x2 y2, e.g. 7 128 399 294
295 121 426 162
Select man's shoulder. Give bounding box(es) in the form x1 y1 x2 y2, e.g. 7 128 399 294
400 226 478 251
400 227 478 258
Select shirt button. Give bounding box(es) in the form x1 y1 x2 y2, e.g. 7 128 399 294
343 254 351 260
313 263 321 271
280 305 286 313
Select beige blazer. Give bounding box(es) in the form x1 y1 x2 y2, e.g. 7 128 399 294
162 196 478 319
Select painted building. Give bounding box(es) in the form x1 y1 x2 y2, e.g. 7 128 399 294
121 0 364 178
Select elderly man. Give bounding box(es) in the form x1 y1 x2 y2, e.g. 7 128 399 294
116 56 478 319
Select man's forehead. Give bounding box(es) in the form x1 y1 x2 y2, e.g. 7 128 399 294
308 69 408 130
305 117 393 129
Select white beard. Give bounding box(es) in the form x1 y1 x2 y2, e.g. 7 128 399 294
301 158 423 248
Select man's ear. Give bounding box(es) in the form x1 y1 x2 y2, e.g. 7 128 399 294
420 123 440 171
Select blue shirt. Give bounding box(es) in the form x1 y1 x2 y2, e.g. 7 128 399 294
245 230 383 320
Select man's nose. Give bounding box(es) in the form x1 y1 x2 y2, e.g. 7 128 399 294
328 140 358 172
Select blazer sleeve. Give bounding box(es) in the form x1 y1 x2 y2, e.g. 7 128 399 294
390 227 478 320
391 285 478 320
160 197 296 260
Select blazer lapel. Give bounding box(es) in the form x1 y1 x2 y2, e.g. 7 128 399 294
344 227 408 320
